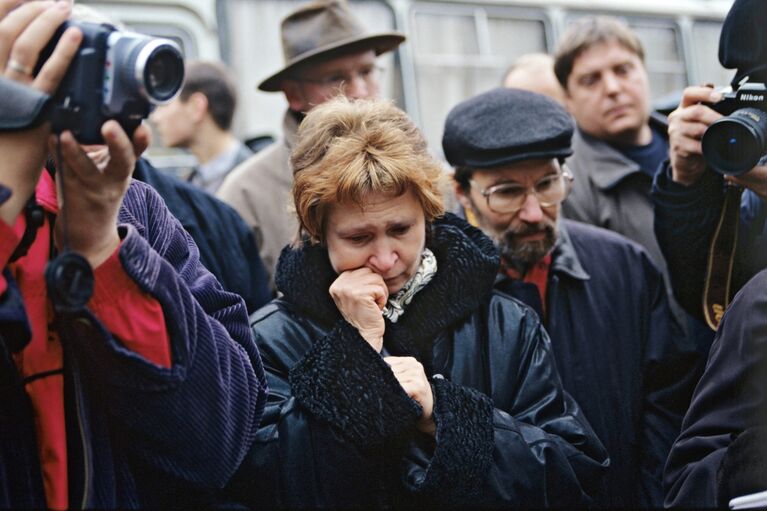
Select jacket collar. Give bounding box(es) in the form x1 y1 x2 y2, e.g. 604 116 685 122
283 109 301 150
275 213 500 353
571 112 668 191
550 220 590 281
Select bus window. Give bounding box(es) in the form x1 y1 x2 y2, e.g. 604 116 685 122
628 20 688 98
693 20 735 87
409 3 548 153
218 0 402 143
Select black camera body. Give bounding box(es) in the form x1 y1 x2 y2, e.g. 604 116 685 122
702 81 767 176
43 21 185 144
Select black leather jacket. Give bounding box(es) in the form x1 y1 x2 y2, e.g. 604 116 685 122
227 214 608 508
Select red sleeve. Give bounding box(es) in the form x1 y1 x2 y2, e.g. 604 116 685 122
88 244 172 368
0 213 25 296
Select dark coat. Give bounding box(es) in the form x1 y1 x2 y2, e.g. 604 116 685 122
664 269 767 508
0 180 268 509
495 220 701 508
133 158 271 313
653 164 767 324
226 214 608 509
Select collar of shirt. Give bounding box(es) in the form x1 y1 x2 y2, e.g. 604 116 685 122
501 253 552 318
194 142 244 186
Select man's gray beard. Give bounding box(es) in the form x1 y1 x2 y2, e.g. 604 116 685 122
497 223 557 272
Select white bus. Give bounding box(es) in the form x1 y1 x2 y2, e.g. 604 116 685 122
80 0 735 163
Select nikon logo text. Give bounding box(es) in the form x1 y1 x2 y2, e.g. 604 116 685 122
742 94 765 102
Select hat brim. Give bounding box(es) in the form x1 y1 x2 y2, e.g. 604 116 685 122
257 32 406 92
459 147 574 170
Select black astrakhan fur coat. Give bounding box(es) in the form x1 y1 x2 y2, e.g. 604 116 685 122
226 214 609 509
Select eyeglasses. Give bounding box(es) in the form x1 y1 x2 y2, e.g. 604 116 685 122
469 169 574 214
297 64 383 90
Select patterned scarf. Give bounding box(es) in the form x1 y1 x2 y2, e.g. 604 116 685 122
382 248 437 323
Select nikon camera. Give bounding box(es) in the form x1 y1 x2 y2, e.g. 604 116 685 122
41 21 185 144
702 81 767 176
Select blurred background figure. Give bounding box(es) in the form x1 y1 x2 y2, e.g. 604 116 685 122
502 53 565 105
552 16 713 354
152 60 252 194
554 16 667 269
217 0 405 289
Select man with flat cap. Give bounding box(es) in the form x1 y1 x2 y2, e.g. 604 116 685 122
217 0 405 288
443 87 700 508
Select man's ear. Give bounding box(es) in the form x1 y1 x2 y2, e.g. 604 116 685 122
187 92 209 123
453 179 472 210
282 80 307 112
562 86 575 114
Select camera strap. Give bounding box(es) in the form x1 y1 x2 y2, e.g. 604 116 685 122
0 77 51 131
703 183 743 330
44 135 94 314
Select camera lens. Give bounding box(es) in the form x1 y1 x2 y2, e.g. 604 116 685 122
702 108 767 176
144 46 184 101
133 39 184 103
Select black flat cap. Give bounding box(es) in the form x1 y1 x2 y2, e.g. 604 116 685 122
442 88 573 169
719 0 767 86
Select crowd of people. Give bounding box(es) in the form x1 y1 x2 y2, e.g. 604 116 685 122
1 0 766 508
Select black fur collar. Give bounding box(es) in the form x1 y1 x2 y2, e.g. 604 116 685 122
275 213 499 354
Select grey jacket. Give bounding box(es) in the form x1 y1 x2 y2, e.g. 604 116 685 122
562 116 668 272
217 111 299 288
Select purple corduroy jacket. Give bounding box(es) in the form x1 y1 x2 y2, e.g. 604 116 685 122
0 177 267 509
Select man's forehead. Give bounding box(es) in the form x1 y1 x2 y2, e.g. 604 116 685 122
300 49 377 75
475 159 560 182
572 40 641 73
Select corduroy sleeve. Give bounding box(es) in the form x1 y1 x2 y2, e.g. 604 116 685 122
61 181 267 489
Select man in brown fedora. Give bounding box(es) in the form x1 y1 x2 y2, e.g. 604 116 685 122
217 0 405 288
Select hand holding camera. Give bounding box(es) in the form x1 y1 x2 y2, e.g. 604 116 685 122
52 120 150 268
667 86 723 186
0 0 80 226
669 81 767 192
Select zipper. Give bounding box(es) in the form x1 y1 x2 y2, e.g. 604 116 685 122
74 370 90 510
64 320 91 510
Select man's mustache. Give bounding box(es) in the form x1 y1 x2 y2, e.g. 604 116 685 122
505 221 555 240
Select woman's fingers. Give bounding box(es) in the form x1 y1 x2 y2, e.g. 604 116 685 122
34 24 81 93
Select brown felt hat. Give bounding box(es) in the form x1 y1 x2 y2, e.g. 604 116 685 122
258 0 406 92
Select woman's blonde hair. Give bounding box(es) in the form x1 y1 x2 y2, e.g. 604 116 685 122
291 96 447 244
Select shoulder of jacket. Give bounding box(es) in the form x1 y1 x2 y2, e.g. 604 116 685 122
485 290 543 328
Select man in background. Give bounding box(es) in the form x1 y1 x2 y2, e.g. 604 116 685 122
553 16 668 271
152 60 252 194
553 16 714 352
217 0 405 287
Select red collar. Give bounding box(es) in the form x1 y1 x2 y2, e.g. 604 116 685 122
35 169 58 214
502 253 552 318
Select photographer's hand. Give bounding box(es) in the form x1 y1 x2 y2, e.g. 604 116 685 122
0 0 80 227
726 164 767 200
667 86 723 186
51 121 150 268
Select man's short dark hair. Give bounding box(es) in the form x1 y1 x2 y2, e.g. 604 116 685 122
180 61 238 131
553 16 645 90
